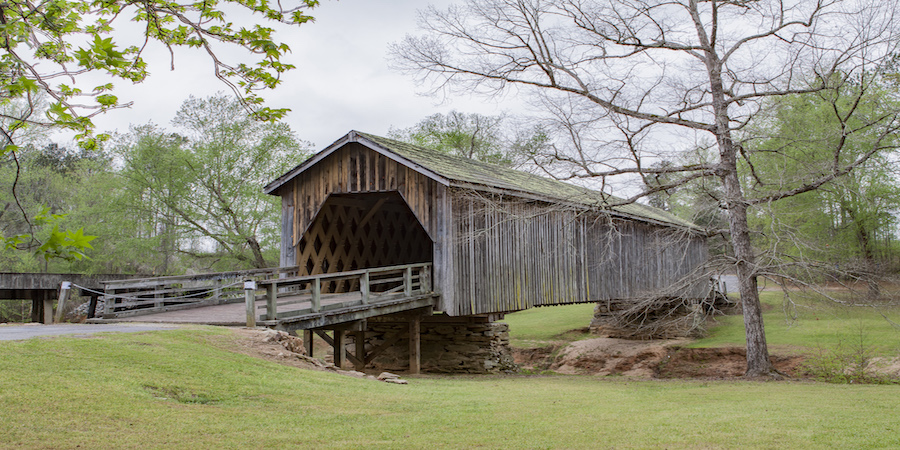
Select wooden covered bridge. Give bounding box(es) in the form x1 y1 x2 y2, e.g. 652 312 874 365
84 131 709 373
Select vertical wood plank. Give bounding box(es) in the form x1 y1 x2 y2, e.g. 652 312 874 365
409 316 420 374
355 331 366 372
244 281 256 327
404 267 412 297
312 278 321 312
53 282 71 324
360 272 369 304
304 329 314 357
266 283 277 320
333 330 345 369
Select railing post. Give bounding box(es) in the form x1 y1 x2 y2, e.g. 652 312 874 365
105 289 118 317
360 271 369 304
422 265 432 292
244 280 257 327
266 282 277 320
312 278 321 313
54 281 72 324
404 266 413 297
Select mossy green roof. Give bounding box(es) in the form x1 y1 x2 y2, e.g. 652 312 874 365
356 132 697 229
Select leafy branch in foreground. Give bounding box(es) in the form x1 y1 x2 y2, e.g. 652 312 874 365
2 207 95 261
1 0 318 261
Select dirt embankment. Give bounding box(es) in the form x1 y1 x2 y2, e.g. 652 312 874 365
218 327 900 381
514 338 806 379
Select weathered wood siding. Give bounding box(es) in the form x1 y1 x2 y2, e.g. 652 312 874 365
281 142 444 244
448 191 708 316
584 219 708 302
274 143 450 306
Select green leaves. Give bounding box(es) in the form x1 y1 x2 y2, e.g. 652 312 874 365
37 225 97 261
1 0 318 151
744 78 900 267
2 0 318 263
1 207 97 262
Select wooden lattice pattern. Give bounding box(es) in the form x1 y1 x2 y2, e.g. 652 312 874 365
297 193 433 293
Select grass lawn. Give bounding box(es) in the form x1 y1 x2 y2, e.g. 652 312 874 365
503 303 595 347
692 291 900 357
2 327 900 449
503 291 900 360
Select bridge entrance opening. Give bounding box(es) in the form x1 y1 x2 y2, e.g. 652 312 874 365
296 191 433 293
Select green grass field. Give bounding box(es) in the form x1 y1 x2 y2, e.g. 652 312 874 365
502 291 900 358
2 327 900 449
692 291 900 356
502 303 596 346
3 292 900 448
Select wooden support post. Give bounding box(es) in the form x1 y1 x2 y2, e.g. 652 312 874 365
244 280 257 328
53 282 72 324
333 329 345 369
104 289 118 318
422 265 432 292
354 331 366 372
266 282 277 320
404 267 413 297
87 295 99 319
30 291 42 323
311 278 321 312
303 329 314 357
409 316 420 374
360 272 369 304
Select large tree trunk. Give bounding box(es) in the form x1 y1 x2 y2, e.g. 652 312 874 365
728 199 775 376
716 141 777 377
703 37 776 376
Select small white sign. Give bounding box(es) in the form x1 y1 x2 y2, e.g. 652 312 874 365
243 280 257 290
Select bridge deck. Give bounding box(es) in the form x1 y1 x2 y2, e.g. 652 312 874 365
91 291 439 329
89 263 437 330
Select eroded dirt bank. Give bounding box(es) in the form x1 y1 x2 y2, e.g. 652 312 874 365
514 337 806 379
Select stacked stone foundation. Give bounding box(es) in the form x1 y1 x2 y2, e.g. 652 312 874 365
347 315 517 374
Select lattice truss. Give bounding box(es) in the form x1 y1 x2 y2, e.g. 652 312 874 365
297 193 433 293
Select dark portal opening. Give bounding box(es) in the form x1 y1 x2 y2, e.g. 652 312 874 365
296 191 433 293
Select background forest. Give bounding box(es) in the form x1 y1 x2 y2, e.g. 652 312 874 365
0 94 311 276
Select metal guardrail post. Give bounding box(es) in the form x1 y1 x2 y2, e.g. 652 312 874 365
244 280 257 327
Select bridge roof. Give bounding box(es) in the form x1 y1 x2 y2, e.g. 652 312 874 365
265 130 697 229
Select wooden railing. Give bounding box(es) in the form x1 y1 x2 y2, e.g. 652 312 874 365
101 266 301 318
246 263 433 326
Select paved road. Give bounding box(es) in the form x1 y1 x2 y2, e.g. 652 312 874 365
0 323 182 341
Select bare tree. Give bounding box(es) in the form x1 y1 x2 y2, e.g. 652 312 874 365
392 0 900 377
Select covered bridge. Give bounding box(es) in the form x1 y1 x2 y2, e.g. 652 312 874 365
265 131 708 322
78 130 710 374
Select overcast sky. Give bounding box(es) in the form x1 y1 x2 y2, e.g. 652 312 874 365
86 0 519 150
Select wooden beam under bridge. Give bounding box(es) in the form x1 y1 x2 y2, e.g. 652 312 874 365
302 306 432 373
